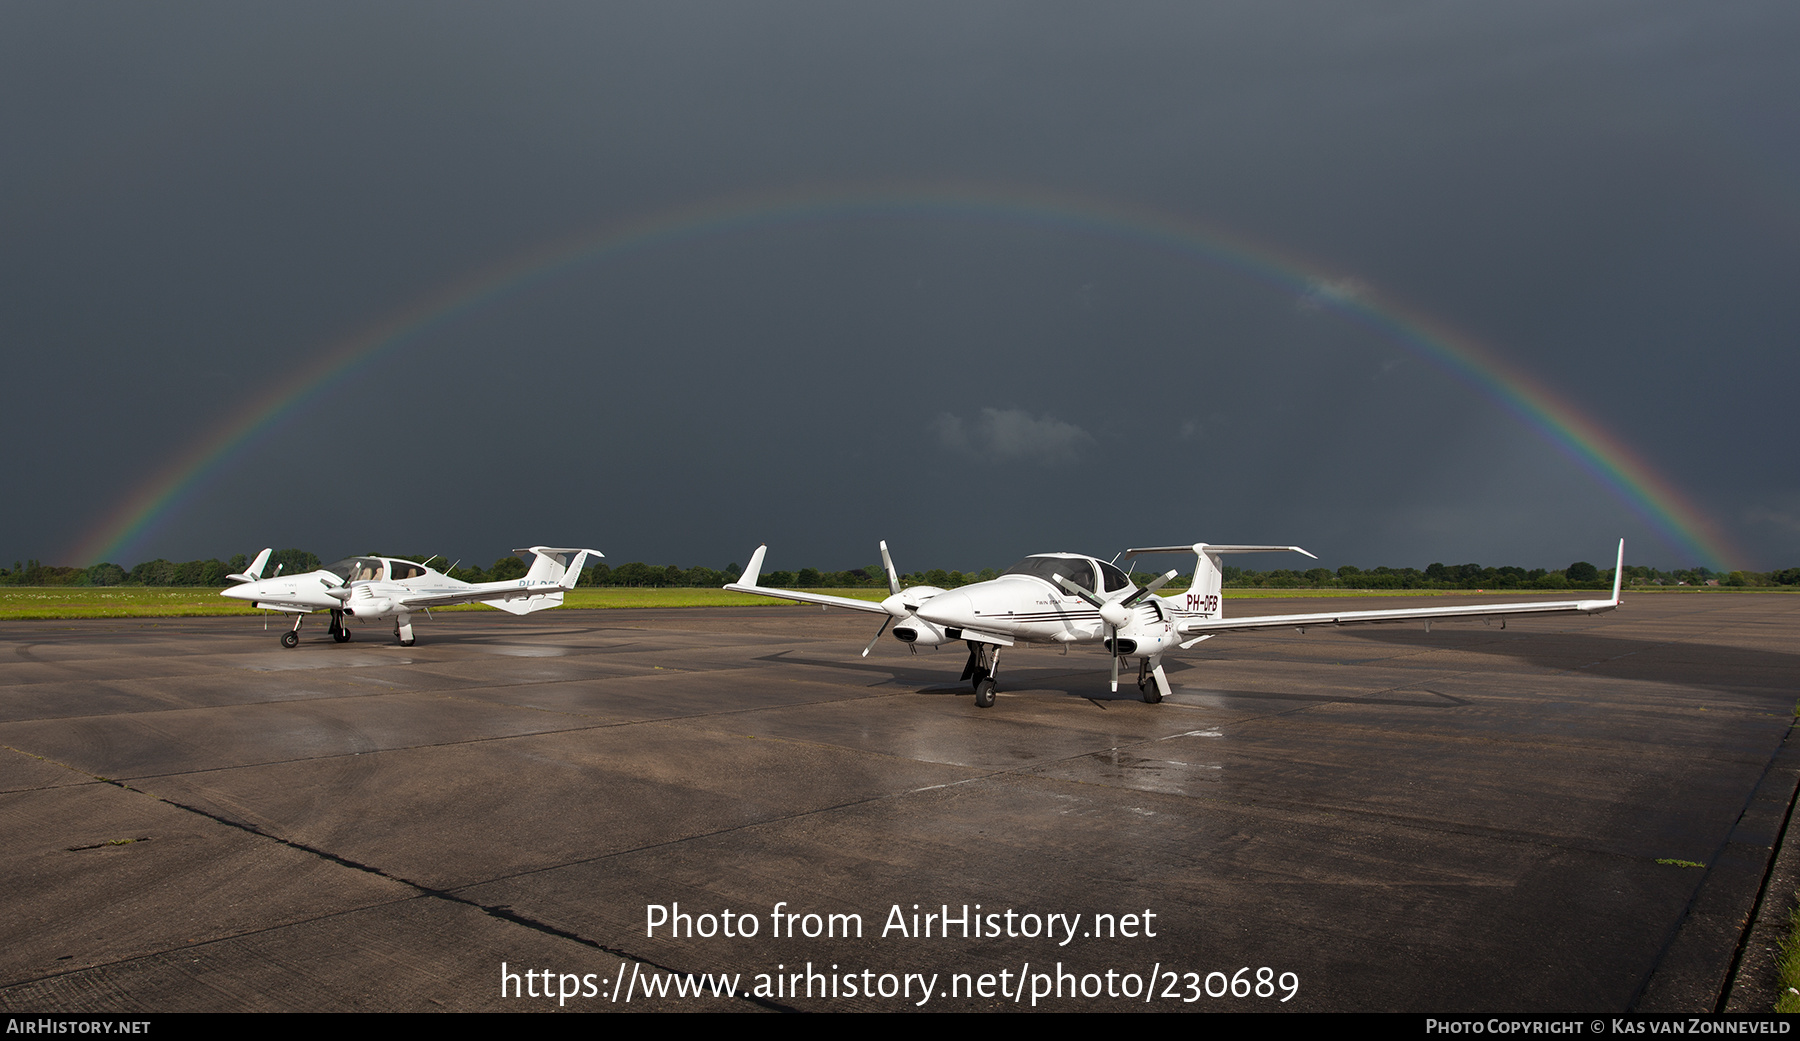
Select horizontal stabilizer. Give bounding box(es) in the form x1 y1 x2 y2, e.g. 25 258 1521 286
518 547 604 588
483 591 565 615
1124 544 1316 559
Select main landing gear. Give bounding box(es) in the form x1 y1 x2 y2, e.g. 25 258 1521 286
329 610 352 643
961 641 1002 708
1135 656 1170 704
1136 658 1161 704
394 614 415 647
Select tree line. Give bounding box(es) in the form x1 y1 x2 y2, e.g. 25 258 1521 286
3 552 1796 590
1216 561 1800 590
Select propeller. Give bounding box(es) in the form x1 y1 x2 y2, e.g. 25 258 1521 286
320 564 351 599
1055 568 1180 691
862 540 912 657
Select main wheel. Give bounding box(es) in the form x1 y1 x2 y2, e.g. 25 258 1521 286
1143 685 1161 705
400 638 415 647
334 629 352 643
280 631 299 648
974 678 996 708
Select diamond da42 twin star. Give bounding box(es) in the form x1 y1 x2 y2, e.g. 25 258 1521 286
222 546 602 647
726 540 1623 707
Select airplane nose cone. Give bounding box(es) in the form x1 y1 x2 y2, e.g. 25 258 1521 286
915 590 975 627
221 584 256 600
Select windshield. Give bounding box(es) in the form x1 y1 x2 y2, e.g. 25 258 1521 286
1002 555 1096 590
324 557 385 582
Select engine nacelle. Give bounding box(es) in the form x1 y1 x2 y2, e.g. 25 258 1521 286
889 586 951 645
343 597 396 618
1115 602 1175 659
891 618 951 646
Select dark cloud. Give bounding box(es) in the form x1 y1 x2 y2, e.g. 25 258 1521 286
930 408 1096 465
2 2 1795 574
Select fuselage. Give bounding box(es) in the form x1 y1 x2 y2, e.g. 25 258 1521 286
902 554 1181 657
222 546 599 648
216 553 521 626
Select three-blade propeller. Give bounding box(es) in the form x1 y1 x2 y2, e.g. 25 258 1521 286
863 540 912 657
1054 569 1180 691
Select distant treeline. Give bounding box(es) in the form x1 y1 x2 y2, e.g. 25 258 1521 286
1217 561 1800 590
4 553 1798 590
3 551 325 589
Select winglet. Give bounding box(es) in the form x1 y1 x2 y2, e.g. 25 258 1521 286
1570 539 1626 614
735 545 768 589
227 548 273 584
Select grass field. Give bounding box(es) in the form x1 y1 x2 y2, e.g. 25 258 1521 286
0 583 1770 621
0 586 824 620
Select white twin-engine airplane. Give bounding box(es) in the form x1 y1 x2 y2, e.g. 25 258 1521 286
727 540 1624 708
221 546 602 647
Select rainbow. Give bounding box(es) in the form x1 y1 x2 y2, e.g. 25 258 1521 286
68 183 1742 570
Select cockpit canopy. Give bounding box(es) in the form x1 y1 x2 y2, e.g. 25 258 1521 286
1001 554 1131 594
324 557 384 583
323 557 430 583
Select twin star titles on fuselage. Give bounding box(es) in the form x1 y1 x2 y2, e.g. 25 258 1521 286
726 539 1625 708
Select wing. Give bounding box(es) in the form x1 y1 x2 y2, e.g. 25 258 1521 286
1177 541 1625 636
1178 594 1619 635
722 545 892 615
391 549 599 612
396 585 561 611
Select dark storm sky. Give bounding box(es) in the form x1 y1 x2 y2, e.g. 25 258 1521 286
3 2 1795 575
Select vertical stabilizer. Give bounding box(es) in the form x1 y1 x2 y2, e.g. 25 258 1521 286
1123 543 1316 619
1188 544 1226 618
